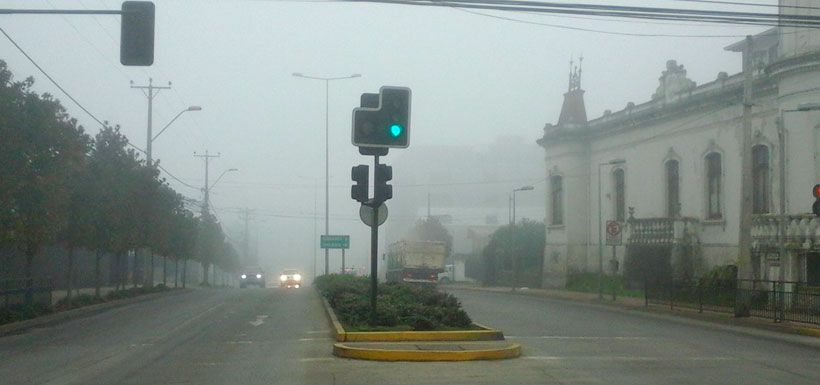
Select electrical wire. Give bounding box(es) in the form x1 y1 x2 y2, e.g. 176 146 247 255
671 0 820 11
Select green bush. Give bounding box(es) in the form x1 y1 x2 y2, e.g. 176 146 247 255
0 303 53 325
314 274 472 331
566 273 642 298
54 294 105 310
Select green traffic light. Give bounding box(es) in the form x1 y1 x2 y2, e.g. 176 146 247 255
389 124 403 138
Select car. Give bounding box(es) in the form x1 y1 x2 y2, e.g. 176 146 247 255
239 267 266 288
279 269 302 288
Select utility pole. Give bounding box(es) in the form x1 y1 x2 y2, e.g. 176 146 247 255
194 150 220 215
239 208 253 266
130 78 171 166
736 35 754 317
427 192 431 219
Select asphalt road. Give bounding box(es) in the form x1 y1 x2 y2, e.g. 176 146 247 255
1 286 818 385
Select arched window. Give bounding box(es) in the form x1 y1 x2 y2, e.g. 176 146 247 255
613 169 625 221
666 159 680 217
705 153 722 219
550 175 563 225
752 145 770 214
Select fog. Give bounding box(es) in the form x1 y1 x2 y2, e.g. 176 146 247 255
0 0 767 277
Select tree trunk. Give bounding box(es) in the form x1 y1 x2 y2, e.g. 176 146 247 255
112 254 120 291
182 259 187 289
202 262 210 286
23 242 35 306
132 253 138 289
66 245 75 307
149 250 155 287
162 256 167 286
94 250 102 298
174 259 179 288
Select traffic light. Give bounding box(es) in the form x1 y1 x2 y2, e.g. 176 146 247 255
352 87 411 148
352 165 369 203
813 184 820 216
374 164 393 203
120 1 155 66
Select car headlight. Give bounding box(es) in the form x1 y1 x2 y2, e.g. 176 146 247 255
256 274 262 279
293 274 302 282
241 274 247 279
280 275 287 282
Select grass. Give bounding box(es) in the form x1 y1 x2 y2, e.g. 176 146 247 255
565 273 643 298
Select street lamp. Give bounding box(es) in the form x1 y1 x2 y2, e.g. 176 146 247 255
511 185 535 290
598 158 626 300
293 72 361 276
147 105 201 164
210 168 238 191
202 168 237 215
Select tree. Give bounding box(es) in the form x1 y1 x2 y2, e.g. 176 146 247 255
0 60 90 303
406 217 453 257
196 213 224 286
482 220 545 287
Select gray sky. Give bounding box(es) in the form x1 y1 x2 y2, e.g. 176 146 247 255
1 0 770 275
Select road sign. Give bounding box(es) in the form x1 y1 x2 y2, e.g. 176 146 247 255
605 220 622 246
360 203 388 227
321 235 349 249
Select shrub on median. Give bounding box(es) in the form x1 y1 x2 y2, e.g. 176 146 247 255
314 274 473 331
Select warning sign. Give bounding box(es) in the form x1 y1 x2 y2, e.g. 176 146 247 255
606 220 622 246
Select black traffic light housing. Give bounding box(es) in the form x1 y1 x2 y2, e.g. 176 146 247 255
813 184 820 216
374 164 393 203
120 1 155 66
352 86 411 149
352 165 369 203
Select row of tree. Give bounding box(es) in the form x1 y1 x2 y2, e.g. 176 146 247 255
0 60 239 304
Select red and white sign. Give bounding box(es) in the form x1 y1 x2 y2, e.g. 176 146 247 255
606 220 622 246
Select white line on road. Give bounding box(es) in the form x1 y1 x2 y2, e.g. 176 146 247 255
306 330 330 334
227 341 253 344
249 315 267 327
299 357 336 362
524 356 736 361
507 336 650 340
299 337 332 341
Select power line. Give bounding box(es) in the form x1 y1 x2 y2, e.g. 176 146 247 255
671 0 820 11
0 26 108 128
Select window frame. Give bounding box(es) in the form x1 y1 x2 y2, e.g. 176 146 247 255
705 152 723 220
550 174 564 226
665 159 681 218
612 168 626 222
752 144 771 214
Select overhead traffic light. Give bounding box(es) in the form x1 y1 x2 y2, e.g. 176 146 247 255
352 86 411 148
813 184 820 216
120 1 155 66
352 165 369 203
374 164 393 203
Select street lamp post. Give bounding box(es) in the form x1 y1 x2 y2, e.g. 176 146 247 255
292 72 361 276
597 158 626 300
511 185 535 290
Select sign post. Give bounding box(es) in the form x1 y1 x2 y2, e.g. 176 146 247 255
605 220 622 300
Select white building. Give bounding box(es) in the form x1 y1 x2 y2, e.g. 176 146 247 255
538 2 820 288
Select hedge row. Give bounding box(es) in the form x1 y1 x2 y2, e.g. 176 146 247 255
314 274 472 331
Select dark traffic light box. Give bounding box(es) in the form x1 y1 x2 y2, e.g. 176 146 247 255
352 87 411 149
121 1 155 66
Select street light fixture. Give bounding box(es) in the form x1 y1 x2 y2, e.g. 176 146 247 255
511 185 535 291
152 105 202 142
210 168 238 191
292 71 361 276
598 158 626 300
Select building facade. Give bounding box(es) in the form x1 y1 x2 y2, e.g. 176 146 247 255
538 2 820 288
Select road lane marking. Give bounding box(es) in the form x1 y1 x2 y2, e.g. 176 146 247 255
306 330 330 334
507 336 650 340
249 315 267 327
524 356 736 361
227 340 253 344
299 337 332 341
299 357 336 362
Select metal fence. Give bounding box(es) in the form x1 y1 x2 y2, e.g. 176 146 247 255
644 278 820 325
0 277 53 308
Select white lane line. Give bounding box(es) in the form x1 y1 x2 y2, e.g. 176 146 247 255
299 337 332 342
249 315 267 327
227 341 253 345
524 356 736 361
507 336 650 340
306 330 330 334
299 357 336 362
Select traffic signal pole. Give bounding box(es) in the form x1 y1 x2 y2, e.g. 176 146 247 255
370 156 380 325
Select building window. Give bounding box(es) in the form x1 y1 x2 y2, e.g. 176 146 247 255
666 160 680 217
752 145 770 214
613 169 625 221
706 153 722 219
550 175 563 225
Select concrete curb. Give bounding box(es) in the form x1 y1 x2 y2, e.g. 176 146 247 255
318 290 505 342
448 286 820 350
332 342 522 362
0 288 189 337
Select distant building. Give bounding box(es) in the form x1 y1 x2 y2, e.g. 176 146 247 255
538 3 820 288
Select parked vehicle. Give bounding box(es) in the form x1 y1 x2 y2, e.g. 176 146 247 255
386 240 447 284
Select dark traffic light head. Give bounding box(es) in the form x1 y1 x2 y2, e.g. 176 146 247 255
814 184 820 216
351 165 369 203
120 1 155 66
352 86 411 149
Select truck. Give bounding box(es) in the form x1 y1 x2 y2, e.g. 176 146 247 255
386 240 447 284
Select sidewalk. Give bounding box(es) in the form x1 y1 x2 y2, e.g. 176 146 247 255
446 284 820 340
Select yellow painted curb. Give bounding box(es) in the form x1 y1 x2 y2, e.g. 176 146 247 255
333 343 522 362
794 327 820 338
319 292 505 342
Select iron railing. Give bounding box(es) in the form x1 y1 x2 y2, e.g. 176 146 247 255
0 277 53 308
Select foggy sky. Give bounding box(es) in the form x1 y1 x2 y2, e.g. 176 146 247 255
1 0 769 275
